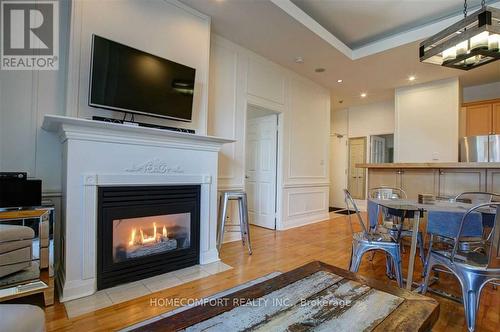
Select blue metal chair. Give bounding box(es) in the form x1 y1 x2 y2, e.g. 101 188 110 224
422 203 500 332
344 189 404 288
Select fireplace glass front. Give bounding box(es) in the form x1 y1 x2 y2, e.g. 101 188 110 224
97 185 200 289
112 213 191 263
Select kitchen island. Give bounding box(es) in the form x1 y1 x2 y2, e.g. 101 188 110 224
356 162 500 199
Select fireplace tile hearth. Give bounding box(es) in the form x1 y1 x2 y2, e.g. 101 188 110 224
105 281 150 304
63 261 233 318
142 272 183 293
63 291 113 318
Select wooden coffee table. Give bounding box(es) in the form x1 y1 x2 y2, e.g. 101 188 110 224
134 261 439 331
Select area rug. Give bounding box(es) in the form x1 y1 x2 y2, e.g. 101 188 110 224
120 271 283 331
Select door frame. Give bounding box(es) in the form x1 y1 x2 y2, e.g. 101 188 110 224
244 102 283 230
348 136 367 200
368 132 395 164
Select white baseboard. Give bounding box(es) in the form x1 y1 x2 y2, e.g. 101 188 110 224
278 212 330 230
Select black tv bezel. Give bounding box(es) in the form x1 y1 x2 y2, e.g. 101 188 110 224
88 34 195 123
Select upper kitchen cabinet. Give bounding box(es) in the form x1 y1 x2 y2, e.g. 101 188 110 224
492 102 500 135
463 99 500 136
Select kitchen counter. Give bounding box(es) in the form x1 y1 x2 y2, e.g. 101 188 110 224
356 162 500 169
357 162 500 199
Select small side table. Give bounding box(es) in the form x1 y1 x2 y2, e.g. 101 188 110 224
0 208 54 306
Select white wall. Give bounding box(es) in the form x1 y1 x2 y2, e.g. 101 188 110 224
348 100 395 138
329 100 395 208
209 35 331 230
395 78 459 162
66 0 211 134
0 0 70 210
463 81 500 103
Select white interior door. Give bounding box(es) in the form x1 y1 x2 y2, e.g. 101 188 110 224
371 136 386 163
245 114 277 229
348 137 366 199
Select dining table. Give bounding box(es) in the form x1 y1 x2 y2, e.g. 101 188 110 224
367 198 495 291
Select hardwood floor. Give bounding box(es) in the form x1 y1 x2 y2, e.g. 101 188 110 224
38 215 499 331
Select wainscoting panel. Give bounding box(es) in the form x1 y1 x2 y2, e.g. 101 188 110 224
247 58 286 106
209 37 246 190
210 36 330 231
282 186 330 230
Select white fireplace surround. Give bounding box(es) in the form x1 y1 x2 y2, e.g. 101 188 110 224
42 115 233 302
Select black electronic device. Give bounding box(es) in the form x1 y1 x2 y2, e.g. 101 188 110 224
0 172 27 180
91 116 195 134
89 35 196 122
0 177 42 208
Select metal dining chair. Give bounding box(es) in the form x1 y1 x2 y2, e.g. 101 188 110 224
422 202 500 332
428 192 500 265
344 189 404 288
368 187 425 274
454 191 500 205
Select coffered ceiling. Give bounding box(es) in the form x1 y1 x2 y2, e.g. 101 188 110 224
180 0 500 110
290 0 488 49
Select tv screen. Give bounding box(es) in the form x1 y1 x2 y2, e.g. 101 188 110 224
89 35 196 122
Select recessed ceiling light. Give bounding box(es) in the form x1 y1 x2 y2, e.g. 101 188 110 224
408 75 416 81
360 93 367 98
315 68 325 73
337 79 343 83
295 57 304 64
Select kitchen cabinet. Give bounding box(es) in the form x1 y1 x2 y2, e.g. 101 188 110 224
400 169 439 199
487 169 500 194
464 99 500 136
368 169 438 199
492 102 500 135
365 166 489 198
438 169 486 197
368 169 400 191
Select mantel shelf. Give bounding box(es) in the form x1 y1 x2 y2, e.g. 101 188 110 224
42 115 235 147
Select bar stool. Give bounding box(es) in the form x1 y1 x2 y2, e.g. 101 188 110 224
217 191 252 255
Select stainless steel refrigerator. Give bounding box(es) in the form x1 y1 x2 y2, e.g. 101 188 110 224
460 135 500 162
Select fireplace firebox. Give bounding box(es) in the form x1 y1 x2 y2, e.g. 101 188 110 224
97 185 200 289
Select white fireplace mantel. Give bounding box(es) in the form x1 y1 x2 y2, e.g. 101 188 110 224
43 115 234 302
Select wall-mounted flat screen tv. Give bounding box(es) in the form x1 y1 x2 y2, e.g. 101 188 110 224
89 35 196 122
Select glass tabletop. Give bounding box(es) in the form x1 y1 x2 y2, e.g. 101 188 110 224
369 198 475 213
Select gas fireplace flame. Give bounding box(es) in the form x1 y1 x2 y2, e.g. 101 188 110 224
128 223 169 247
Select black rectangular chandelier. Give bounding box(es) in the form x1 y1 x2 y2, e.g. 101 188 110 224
420 5 500 70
